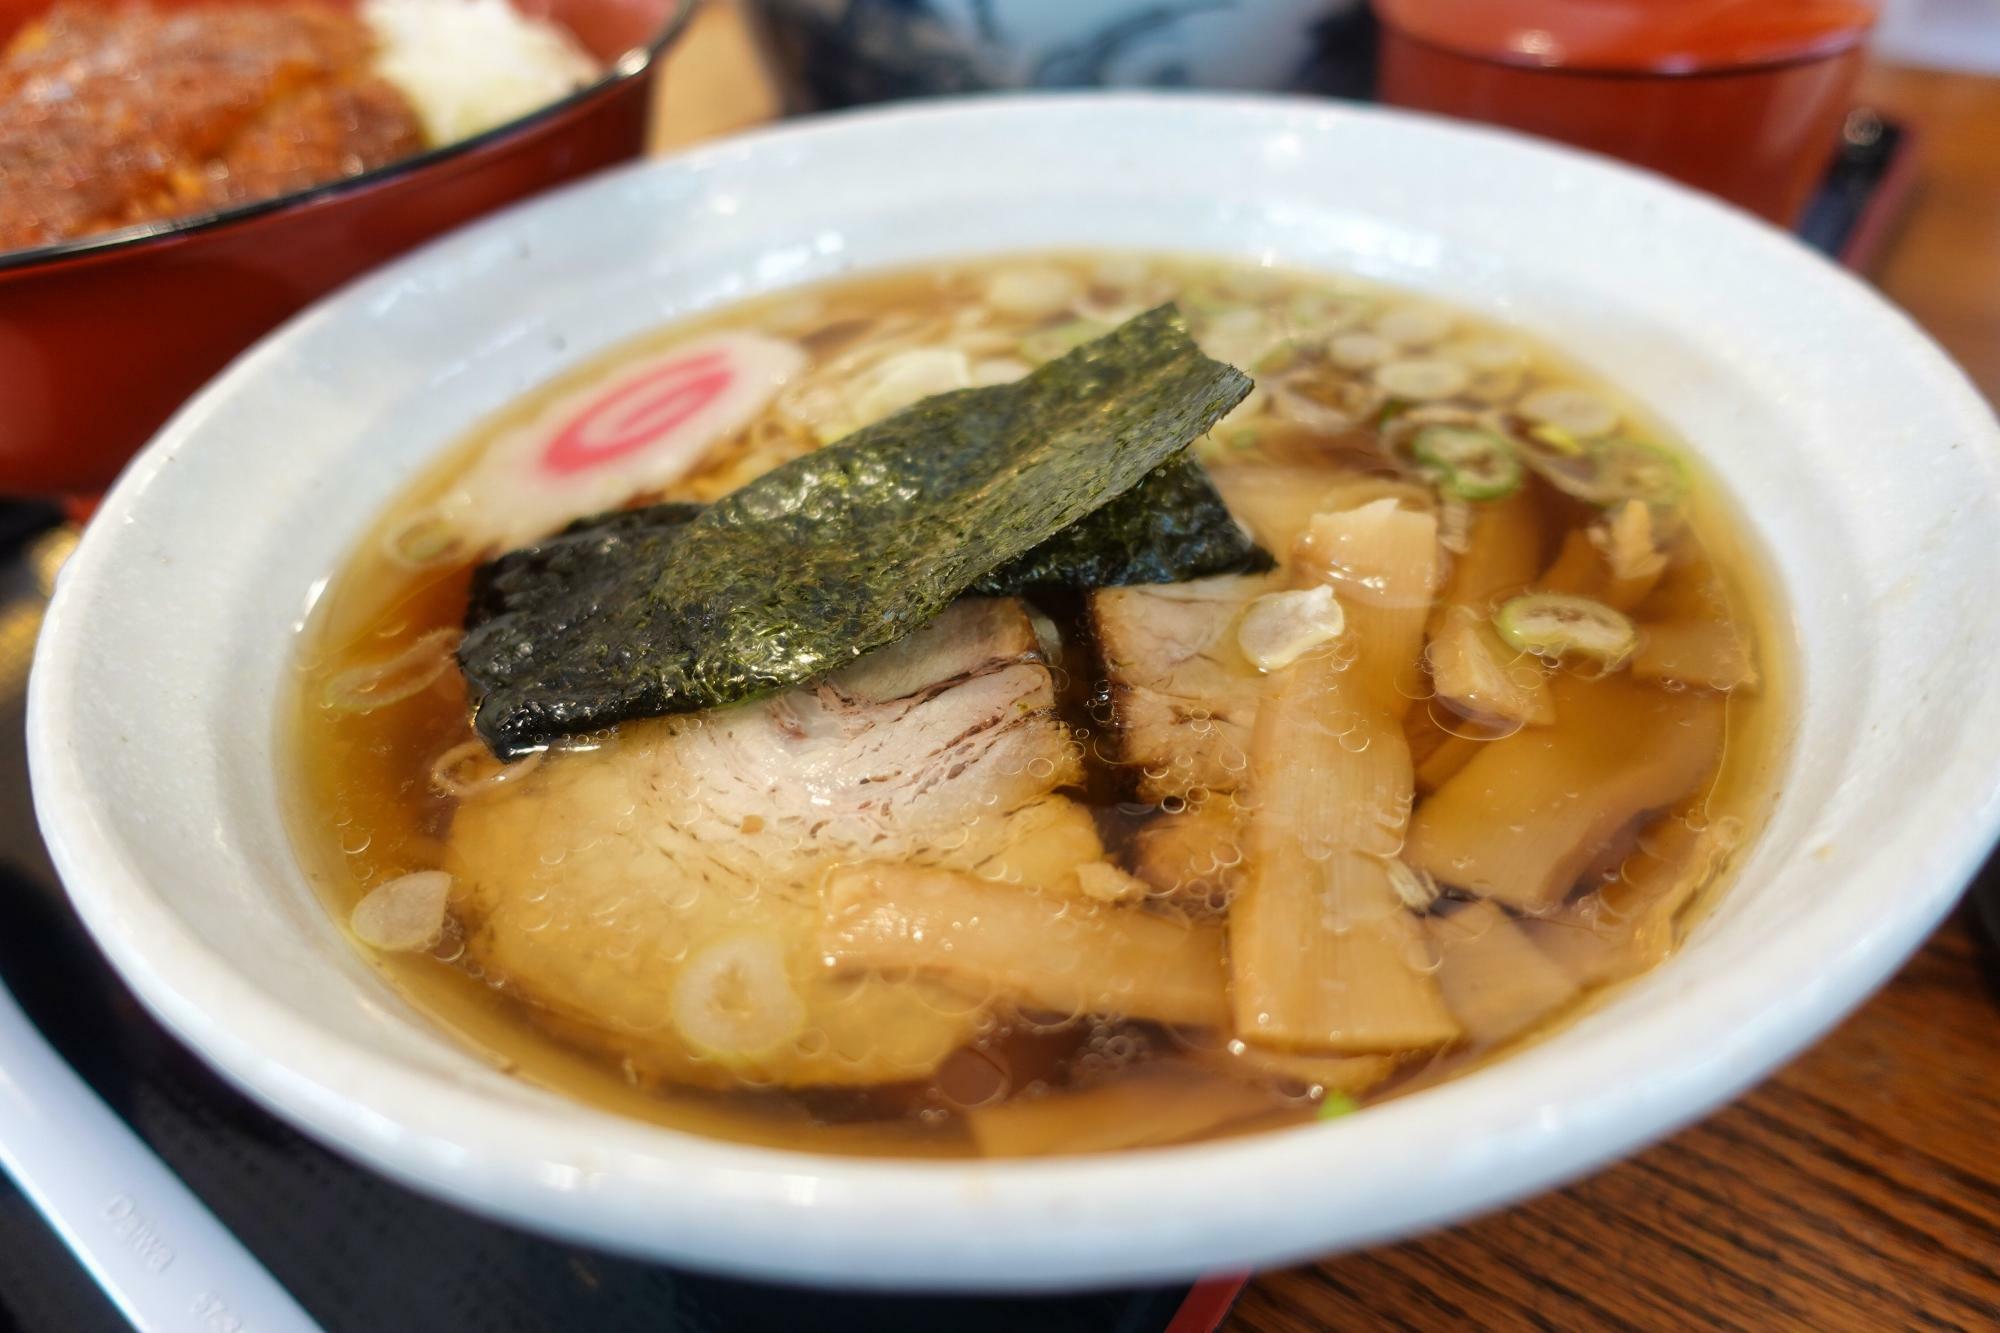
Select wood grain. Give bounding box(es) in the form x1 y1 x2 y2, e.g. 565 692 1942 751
1856 64 2000 402
648 18 2000 1328
1231 915 2000 1331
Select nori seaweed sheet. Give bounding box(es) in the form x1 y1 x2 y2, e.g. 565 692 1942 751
463 502 704 628
487 454 1268 622
459 305 1252 758
970 452 1271 593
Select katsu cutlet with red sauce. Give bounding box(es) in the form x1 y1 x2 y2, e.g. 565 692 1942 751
0 1 422 250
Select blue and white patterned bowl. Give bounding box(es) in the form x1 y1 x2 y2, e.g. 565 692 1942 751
751 0 1370 107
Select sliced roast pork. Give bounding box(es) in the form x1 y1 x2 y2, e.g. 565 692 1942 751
445 599 1101 1090
1088 573 1277 801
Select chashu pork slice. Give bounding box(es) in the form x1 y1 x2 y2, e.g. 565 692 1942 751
445 598 1101 1090
1089 573 1278 802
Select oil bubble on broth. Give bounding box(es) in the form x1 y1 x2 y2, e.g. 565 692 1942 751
284 253 1790 1158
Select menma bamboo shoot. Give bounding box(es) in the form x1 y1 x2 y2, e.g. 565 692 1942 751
1404 674 1724 911
1230 501 1461 1054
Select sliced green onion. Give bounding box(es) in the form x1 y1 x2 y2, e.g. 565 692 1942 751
321 627 459 713
1519 385 1619 438
982 265 1080 320
1019 319 1110 364
1515 432 1688 511
1385 858 1441 911
1526 422 1586 456
1179 283 1237 315
670 933 806 1060
350 871 452 952
1412 424 1522 501
1216 268 1289 301
1592 438 1687 508
383 510 464 569
1317 1092 1360 1120
1375 357 1471 401
1437 336 1525 374
1287 290 1358 329
1371 303 1454 348
1254 340 1302 375
1330 331 1393 370
1494 593 1637 665
1237 584 1346 672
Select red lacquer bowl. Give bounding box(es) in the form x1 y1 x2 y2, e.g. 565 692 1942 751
0 0 695 496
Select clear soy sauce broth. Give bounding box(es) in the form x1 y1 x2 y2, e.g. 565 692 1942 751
286 254 1790 1157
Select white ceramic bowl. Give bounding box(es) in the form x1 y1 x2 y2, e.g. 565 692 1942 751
30 97 2000 1289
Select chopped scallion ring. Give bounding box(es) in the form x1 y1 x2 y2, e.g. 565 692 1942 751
1494 593 1638 665
1412 424 1522 501
1593 438 1688 509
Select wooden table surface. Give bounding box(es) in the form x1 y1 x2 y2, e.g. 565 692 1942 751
653 15 2000 1328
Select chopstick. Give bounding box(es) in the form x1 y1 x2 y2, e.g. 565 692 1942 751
0 978 322 1332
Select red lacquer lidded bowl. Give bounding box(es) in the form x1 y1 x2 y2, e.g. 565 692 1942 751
0 0 695 497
